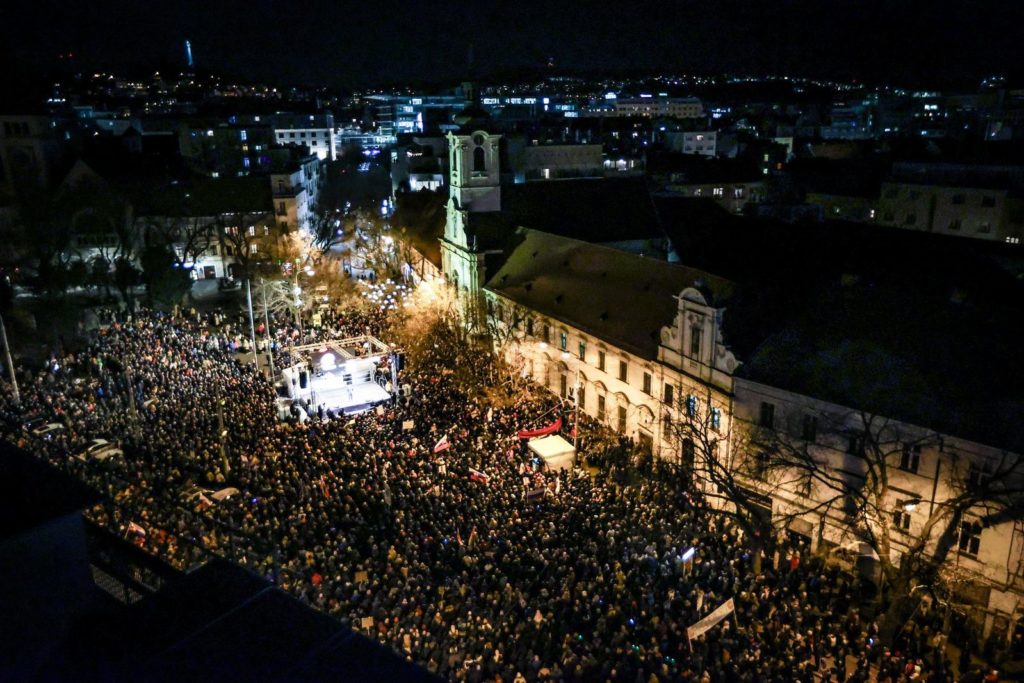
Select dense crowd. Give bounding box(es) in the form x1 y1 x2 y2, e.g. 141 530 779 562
1 304 965 682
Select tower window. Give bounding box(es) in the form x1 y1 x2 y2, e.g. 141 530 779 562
473 146 486 173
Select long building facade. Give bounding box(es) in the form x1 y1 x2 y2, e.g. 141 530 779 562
433 121 1024 648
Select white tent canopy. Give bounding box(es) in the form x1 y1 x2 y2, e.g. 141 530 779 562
528 434 576 471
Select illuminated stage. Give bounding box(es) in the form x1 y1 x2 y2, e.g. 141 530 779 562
282 336 394 415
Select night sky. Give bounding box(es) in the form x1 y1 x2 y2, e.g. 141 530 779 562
3 0 1022 89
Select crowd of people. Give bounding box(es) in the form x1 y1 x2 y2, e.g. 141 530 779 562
1 302 968 682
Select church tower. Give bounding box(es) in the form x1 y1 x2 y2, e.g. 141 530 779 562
440 129 501 325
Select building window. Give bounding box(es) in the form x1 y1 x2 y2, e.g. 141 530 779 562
598 350 606 372
900 444 921 473
543 324 550 344
642 372 652 395
578 340 586 360
526 319 534 336
734 187 745 198
240 129 247 141
618 360 628 382
847 435 865 456
663 383 674 406
978 222 991 233
597 395 606 421
981 196 996 208
686 395 698 418
559 331 568 351
277 202 287 216
690 325 702 357
710 407 721 431
969 461 993 487
892 509 912 532
578 385 586 410
801 415 818 442
957 520 982 557
617 406 627 432
758 402 775 429
904 213 917 225
713 187 724 197
473 146 486 173
560 374 568 399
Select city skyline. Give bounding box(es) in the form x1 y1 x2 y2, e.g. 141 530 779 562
3 0 1023 90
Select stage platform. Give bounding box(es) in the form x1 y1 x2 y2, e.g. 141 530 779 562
308 376 390 415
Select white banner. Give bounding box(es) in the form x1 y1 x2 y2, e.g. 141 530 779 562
686 598 735 641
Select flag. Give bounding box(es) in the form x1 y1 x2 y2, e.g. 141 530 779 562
127 521 146 537
432 435 450 453
469 468 490 484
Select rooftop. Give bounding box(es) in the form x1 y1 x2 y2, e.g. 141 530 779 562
486 228 733 359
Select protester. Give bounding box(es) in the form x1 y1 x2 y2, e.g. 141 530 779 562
1 305 956 682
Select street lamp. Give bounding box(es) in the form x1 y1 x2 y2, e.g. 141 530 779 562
0 312 20 404
561 350 582 460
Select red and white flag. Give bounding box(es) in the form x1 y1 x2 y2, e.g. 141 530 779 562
433 435 451 453
127 521 147 537
469 468 490 484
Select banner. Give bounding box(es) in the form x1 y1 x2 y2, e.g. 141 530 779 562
686 598 735 642
402 420 415 431
517 417 562 440
433 435 451 453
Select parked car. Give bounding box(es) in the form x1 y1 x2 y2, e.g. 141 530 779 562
31 422 65 438
181 486 240 507
73 438 124 465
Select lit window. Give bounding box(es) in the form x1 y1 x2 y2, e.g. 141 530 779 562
578 340 586 360
617 406 627 432
240 130 247 141
597 395 606 421
559 332 568 351
710 407 721 431
686 395 698 418
713 187 723 197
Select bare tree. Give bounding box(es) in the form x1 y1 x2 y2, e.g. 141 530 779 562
310 206 348 255
749 407 1024 644
143 214 215 272
211 210 273 280
666 387 784 573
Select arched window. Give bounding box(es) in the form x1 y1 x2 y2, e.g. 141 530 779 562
473 145 486 173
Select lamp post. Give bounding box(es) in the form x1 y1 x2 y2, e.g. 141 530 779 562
260 279 275 381
217 396 230 475
0 312 19 405
561 351 582 456
245 278 258 369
